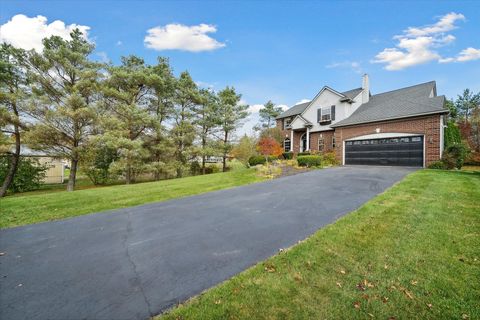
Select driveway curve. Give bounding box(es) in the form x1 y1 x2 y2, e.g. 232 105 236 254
0 166 415 320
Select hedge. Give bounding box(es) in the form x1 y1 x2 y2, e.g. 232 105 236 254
297 155 322 167
248 155 278 166
282 152 293 160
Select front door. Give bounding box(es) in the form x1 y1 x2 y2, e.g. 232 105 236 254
300 133 307 152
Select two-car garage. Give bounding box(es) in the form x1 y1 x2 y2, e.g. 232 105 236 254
344 135 424 167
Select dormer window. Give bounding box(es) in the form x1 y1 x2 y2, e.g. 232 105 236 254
284 118 292 129
317 105 336 124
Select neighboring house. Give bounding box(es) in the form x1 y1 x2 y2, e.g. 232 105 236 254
20 146 65 184
276 75 448 167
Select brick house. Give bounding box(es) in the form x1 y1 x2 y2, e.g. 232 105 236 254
275 75 448 167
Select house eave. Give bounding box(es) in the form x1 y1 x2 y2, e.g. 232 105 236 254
331 109 449 128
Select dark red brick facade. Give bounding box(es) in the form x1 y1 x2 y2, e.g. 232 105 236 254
277 114 443 166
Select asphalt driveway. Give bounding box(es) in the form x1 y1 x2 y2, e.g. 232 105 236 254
0 166 415 320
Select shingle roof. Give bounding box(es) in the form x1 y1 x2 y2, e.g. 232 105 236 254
276 87 363 119
276 101 310 119
340 87 363 100
332 81 447 127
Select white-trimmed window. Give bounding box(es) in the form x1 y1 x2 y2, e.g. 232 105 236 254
283 118 292 129
321 107 331 122
318 137 325 151
284 138 291 152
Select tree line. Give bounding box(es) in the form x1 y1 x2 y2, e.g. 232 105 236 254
0 29 251 196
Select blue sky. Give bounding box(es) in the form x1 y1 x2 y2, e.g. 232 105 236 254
1 0 479 134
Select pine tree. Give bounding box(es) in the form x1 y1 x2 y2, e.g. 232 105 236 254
217 87 249 172
25 29 101 191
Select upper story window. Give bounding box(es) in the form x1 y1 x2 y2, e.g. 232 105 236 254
317 105 336 124
283 118 292 129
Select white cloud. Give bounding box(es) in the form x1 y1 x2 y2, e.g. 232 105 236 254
404 12 465 37
248 104 264 113
372 12 478 70
116 40 123 46
0 14 90 51
440 47 480 63
144 23 225 52
295 99 311 105
248 103 289 114
96 52 109 63
326 61 362 73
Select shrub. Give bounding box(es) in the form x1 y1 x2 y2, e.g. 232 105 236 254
427 161 448 169
444 120 461 147
322 152 339 166
204 164 220 174
465 152 480 166
82 145 119 185
248 155 278 166
0 156 47 193
282 152 293 160
297 152 311 156
444 143 469 169
297 155 322 167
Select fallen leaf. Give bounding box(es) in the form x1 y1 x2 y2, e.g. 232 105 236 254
404 290 414 299
368 313 374 318
353 301 361 309
382 297 389 303
264 263 276 273
340 269 346 275
293 272 302 282
462 314 469 319
411 280 418 286
362 294 369 300
336 282 342 288
388 317 396 320
356 283 366 291
384 264 388 269
364 279 374 288
427 303 432 309
214 299 222 305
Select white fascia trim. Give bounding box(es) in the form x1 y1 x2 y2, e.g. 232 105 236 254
299 86 346 119
345 132 422 141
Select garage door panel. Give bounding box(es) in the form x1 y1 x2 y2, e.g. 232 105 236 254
345 136 423 167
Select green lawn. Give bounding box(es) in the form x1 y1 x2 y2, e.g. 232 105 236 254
0 168 264 228
159 170 480 320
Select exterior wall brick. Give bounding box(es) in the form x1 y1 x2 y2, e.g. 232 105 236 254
334 115 442 166
309 130 335 153
277 114 443 166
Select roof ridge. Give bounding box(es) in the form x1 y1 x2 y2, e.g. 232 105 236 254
372 81 435 97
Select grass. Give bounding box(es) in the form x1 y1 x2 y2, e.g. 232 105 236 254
0 167 264 228
159 169 480 320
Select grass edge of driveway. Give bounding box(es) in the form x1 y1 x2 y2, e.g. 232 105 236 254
158 169 480 320
0 168 265 229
